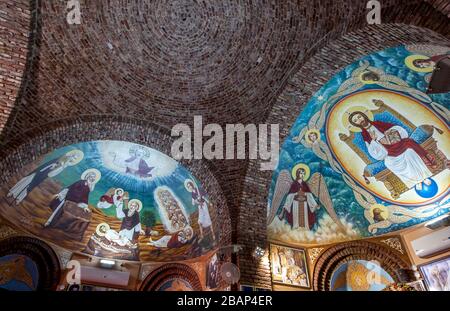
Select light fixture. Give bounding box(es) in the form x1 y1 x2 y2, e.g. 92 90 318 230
253 246 265 259
99 259 116 269
425 214 450 229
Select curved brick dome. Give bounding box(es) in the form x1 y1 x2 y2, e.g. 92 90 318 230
0 0 448 285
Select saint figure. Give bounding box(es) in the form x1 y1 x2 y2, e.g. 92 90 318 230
349 111 436 187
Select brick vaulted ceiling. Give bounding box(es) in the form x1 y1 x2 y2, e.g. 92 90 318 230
0 1 449 237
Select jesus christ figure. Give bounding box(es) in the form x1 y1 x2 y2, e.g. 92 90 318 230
348 110 436 188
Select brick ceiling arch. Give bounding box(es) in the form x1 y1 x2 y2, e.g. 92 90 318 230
312 241 411 291
0 0 448 271
0 0 36 134
0 0 447 240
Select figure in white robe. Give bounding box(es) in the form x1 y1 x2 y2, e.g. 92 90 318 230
109 148 153 178
7 150 83 205
185 180 215 241
349 111 436 188
148 226 193 248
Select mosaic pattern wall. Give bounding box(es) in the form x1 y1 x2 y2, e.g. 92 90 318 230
0 141 218 261
267 44 450 246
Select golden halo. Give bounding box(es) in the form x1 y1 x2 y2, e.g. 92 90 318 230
369 204 389 221
184 179 197 192
342 106 374 133
405 55 434 73
96 223 110 237
291 163 310 181
128 199 143 212
65 149 84 166
305 129 321 144
81 168 101 183
359 71 379 85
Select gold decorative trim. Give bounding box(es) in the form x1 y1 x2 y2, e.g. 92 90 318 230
308 247 324 264
380 237 404 254
0 224 17 240
55 248 73 270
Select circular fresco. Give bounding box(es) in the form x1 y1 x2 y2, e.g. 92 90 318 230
330 260 394 291
0 254 39 291
267 44 450 246
0 141 218 262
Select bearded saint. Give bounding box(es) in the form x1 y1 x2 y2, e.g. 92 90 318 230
349 111 436 188
44 170 99 241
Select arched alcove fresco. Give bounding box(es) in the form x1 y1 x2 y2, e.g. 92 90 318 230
0 140 219 262
0 236 61 291
267 44 449 246
312 240 410 291
330 260 394 291
140 263 202 291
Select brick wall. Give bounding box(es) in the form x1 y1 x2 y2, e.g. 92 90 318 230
0 0 33 133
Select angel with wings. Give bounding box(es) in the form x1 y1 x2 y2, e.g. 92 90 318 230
267 164 345 232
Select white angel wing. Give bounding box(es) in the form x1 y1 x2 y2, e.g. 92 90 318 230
405 44 450 57
267 170 293 225
307 172 346 232
352 60 371 78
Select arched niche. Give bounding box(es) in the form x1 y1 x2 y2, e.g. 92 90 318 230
312 241 411 291
0 236 61 291
140 263 202 291
0 139 224 262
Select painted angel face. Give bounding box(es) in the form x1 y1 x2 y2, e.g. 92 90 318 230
296 168 306 180
413 59 434 69
308 132 318 143
361 71 380 82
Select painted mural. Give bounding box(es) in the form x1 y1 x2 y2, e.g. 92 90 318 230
0 254 39 291
206 253 221 290
0 141 218 262
420 257 450 291
270 244 310 288
330 260 394 291
267 44 450 245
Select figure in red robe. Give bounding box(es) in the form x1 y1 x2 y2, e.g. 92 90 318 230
278 168 319 230
349 110 435 187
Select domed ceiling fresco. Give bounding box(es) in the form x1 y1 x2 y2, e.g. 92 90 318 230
0 141 218 261
267 44 450 246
